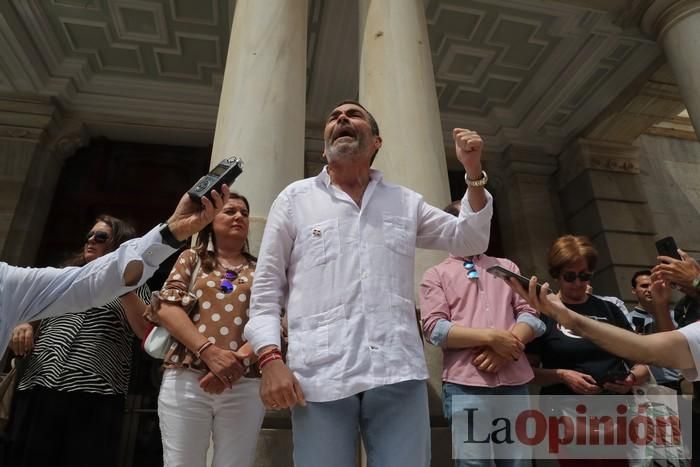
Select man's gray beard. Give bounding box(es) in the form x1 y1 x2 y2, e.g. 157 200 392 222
325 140 361 162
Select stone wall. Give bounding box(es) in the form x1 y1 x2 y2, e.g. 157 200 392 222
637 133 700 256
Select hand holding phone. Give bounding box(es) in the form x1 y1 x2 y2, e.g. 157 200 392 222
655 236 681 261
188 156 243 202
486 265 552 295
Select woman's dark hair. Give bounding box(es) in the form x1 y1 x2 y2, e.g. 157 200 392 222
194 191 256 272
64 214 136 267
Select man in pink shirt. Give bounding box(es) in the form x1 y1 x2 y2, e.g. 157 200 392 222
419 201 544 467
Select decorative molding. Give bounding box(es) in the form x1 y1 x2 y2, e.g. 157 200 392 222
50 126 89 161
59 18 144 73
0 125 44 142
169 0 219 26
109 0 169 45
642 0 700 39
501 145 558 177
558 137 641 188
153 32 221 80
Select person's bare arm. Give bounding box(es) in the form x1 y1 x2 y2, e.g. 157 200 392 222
446 327 523 359
453 128 487 212
511 277 696 371
120 292 149 339
511 322 535 345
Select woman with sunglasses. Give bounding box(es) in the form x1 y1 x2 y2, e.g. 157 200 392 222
5 215 150 467
147 192 264 467
525 235 649 465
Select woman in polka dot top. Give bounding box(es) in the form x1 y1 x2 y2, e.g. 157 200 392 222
148 192 264 467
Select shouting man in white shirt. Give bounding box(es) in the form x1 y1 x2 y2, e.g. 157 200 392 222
244 101 493 467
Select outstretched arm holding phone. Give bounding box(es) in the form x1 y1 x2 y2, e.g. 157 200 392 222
508 276 696 374
0 185 230 353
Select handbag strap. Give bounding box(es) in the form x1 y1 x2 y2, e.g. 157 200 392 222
188 254 202 294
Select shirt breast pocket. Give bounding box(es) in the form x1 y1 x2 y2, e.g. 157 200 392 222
298 305 346 367
303 218 340 268
382 214 415 256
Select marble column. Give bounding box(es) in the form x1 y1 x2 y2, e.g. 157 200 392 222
211 0 308 255
495 146 560 279
358 2 454 463
557 138 657 302
642 0 700 135
0 97 82 266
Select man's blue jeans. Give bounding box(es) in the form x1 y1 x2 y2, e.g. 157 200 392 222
443 382 532 467
291 379 430 467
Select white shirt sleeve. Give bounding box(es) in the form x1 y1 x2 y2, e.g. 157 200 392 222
0 225 177 350
244 193 295 354
416 189 493 256
678 322 700 381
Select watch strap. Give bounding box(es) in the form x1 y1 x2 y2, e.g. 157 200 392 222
159 223 186 249
464 170 488 188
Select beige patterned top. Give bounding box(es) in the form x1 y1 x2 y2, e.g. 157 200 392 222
150 248 259 377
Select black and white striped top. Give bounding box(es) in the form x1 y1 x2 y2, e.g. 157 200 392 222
17 285 150 395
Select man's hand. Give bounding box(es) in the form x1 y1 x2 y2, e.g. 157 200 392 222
472 348 509 373
453 128 483 176
558 369 601 395
260 359 306 410
10 323 35 356
653 249 700 289
166 185 230 241
649 278 672 311
486 329 524 360
199 344 245 388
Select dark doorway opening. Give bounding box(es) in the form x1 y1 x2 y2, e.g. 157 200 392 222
32 138 211 467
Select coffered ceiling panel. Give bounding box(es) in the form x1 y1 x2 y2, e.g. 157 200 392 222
0 0 670 153
426 0 660 153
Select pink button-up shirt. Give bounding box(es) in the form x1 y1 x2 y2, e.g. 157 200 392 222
420 255 537 387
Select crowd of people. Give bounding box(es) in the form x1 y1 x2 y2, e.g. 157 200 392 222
0 100 698 467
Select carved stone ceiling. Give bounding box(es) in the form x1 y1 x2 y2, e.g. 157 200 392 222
0 0 669 154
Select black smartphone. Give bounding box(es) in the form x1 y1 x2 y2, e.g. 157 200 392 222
655 236 681 261
486 265 552 295
596 368 631 386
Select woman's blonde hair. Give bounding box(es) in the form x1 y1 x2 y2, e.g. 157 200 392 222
547 235 598 278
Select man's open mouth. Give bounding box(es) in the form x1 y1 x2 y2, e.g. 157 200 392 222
332 126 356 142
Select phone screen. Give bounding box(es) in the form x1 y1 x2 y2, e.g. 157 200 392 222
655 236 681 260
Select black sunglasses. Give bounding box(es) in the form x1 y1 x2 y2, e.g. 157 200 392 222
86 230 110 244
561 271 593 283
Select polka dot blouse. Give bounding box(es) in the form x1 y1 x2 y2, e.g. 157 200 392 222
151 248 259 376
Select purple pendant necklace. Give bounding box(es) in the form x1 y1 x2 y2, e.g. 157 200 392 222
219 261 247 293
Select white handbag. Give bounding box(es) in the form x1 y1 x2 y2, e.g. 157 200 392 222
143 256 201 359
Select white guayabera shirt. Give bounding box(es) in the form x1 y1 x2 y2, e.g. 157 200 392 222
245 167 494 402
0 226 178 353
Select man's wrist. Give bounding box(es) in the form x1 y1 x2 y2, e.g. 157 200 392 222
159 222 187 247
464 164 483 180
258 345 280 357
